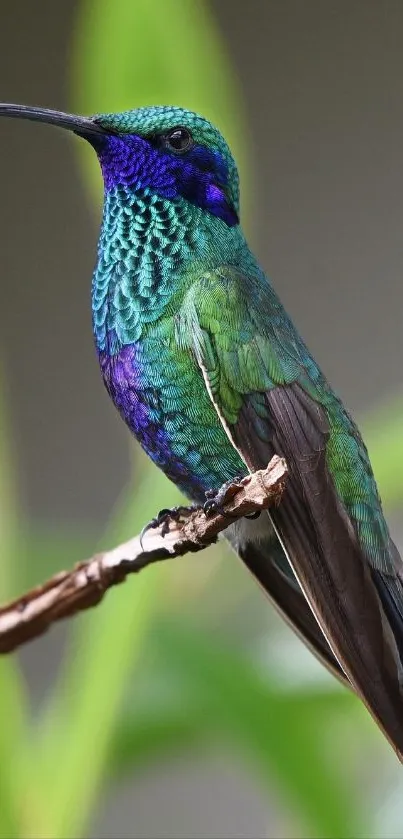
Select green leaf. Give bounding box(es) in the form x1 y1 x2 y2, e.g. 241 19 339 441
0 662 30 839
108 705 209 779
155 620 365 839
37 457 179 838
0 370 31 838
70 0 252 229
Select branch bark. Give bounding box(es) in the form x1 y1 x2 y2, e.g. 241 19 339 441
0 456 287 655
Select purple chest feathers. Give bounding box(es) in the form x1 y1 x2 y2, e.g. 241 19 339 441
97 343 192 489
99 344 168 459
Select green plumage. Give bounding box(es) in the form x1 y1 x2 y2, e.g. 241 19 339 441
89 106 403 758
155 260 390 570
1 100 402 761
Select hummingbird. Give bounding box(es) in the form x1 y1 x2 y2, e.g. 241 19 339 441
1 102 403 759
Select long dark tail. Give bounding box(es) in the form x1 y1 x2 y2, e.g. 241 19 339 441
226 516 350 689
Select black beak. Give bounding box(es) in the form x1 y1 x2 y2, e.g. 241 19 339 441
0 103 108 142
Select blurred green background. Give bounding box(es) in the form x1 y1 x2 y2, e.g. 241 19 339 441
0 1 403 836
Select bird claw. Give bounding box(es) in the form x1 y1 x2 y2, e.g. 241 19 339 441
203 475 245 519
203 475 261 521
140 504 198 548
244 510 261 520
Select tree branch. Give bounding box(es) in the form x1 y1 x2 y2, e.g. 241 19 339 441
0 456 287 655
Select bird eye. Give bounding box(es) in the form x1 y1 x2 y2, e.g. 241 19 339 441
163 127 193 153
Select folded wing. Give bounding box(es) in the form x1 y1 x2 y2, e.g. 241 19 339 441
183 266 403 760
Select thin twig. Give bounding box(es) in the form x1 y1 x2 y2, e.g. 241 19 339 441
0 456 287 654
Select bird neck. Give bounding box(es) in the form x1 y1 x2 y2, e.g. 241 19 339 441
92 184 247 353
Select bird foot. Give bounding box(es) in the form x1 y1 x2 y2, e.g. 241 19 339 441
204 475 261 521
140 504 198 547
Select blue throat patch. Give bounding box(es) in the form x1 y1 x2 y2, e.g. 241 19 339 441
94 133 239 227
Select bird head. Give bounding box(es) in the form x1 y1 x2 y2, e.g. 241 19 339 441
0 104 239 227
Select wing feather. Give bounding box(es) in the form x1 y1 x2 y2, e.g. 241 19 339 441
183 267 403 760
